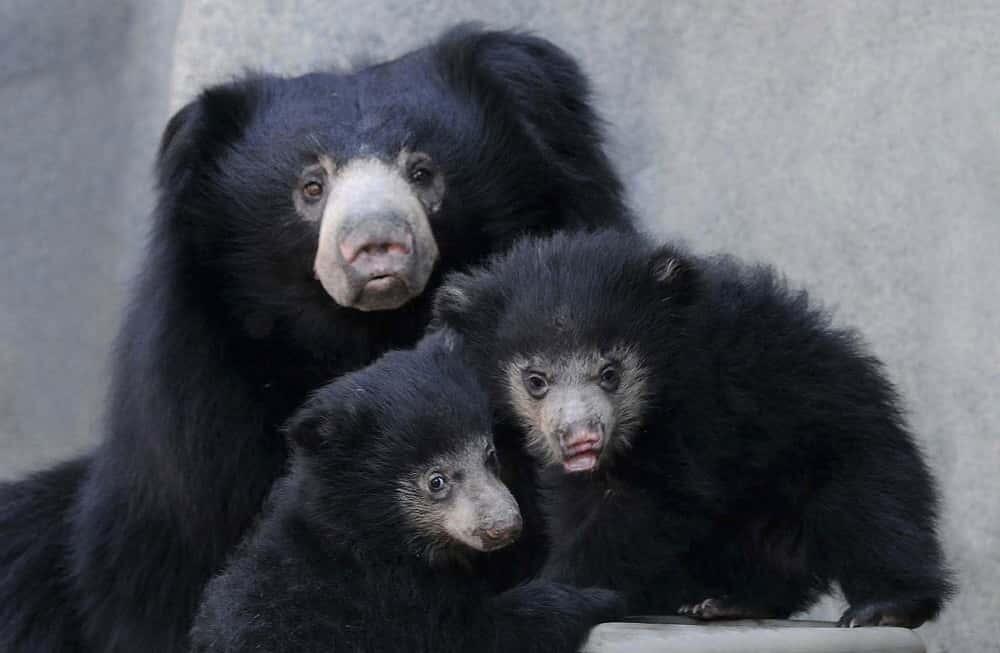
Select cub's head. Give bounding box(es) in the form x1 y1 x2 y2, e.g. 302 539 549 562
284 331 522 562
155 27 625 338
434 230 698 474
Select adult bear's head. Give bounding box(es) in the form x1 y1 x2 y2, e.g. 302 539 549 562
155 26 629 328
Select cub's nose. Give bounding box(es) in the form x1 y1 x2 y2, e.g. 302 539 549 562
338 213 414 279
476 513 523 551
559 420 605 454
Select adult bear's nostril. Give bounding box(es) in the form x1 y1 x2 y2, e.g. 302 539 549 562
339 230 414 267
354 241 411 261
316 202 437 310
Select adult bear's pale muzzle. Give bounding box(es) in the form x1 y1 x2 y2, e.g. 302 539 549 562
314 157 439 311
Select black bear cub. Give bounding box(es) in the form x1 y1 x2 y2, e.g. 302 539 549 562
435 230 953 628
191 331 623 653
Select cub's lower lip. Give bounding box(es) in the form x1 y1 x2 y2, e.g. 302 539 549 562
561 441 602 473
561 435 604 474
563 451 599 473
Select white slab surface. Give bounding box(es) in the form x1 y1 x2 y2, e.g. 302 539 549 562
582 617 926 653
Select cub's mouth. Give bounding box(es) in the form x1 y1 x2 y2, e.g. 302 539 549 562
558 423 605 474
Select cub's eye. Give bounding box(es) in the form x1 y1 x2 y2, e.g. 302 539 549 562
599 365 621 392
485 447 499 472
427 473 448 494
409 166 433 187
301 180 324 201
523 371 549 399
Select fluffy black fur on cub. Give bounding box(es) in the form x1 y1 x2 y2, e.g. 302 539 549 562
0 26 630 653
435 229 953 628
190 332 624 653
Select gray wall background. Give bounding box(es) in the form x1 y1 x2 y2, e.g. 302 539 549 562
1 1 996 651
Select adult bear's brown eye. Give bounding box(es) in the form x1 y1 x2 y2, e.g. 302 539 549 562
523 371 549 399
302 180 324 201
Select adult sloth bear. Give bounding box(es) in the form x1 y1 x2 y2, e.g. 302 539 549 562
434 229 953 629
0 27 629 652
191 331 624 653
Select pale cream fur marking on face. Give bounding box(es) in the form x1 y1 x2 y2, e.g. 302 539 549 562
503 345 650 467
396 435 520 558
311 155 439 309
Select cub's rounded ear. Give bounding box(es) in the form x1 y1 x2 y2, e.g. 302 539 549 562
283 383 370 453
649 245 699 306
282 400 329 452
431 270 485 333
282 385 349 452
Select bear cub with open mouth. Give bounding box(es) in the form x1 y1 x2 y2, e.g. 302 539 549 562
191 331 623 652
434 229 953 629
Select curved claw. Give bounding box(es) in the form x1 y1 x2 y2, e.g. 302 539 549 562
838 599 935 629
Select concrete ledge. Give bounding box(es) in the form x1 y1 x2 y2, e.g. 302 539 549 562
582 617 926 653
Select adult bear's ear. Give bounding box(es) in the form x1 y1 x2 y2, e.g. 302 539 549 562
435 26 627 227
648 245 699 306
156 82 259 192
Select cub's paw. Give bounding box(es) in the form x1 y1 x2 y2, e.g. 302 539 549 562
502 580 626 625
575 587 628 624
838 598 939 628
678 597 774 621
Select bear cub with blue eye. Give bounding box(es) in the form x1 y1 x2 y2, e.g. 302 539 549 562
434 229 953 629
190 331 624 653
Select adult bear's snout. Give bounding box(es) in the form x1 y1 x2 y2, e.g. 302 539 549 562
313 158 439 312
339 213 414 272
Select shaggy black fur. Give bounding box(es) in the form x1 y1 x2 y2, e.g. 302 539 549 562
190 332 624 652
0 26 629 652
0 459 88 652
435 229 953 628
